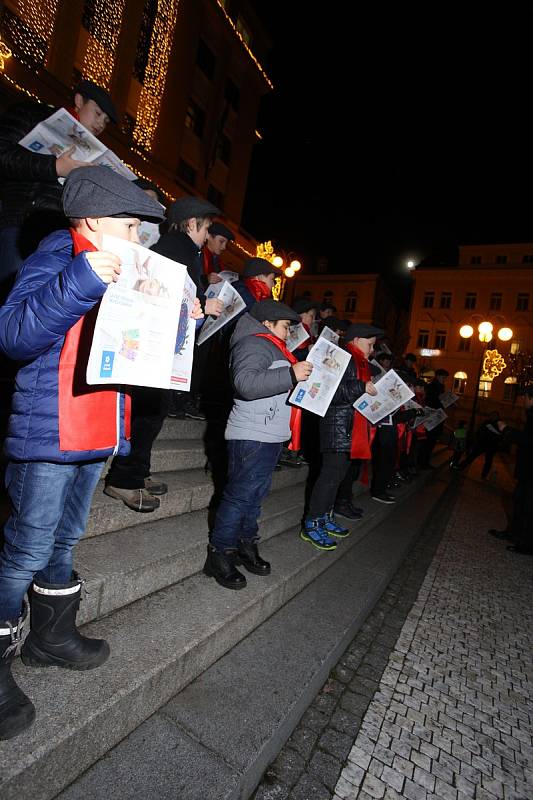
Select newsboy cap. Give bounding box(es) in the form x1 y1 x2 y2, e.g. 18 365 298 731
292 298 320 314
74 79 118 123
168 196 220 224
344 323 385 342
208 221 235 241
249 299 301 324
243 257 282 278
62 166 166 222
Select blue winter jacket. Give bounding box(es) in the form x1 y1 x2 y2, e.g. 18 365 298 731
0 229 131 462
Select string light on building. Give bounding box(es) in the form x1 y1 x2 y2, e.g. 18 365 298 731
214 1 273 89
81 0 126 90
133 0 180 151
1 1 59 68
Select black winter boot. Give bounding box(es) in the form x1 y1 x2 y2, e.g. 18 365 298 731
0 606 36 739
21 573 110 670
203 545 247 590
236 538 271 575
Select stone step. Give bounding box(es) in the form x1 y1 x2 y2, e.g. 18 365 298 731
58 473 454 800
76 483 307 626
0 465 447 800
158 417 208 441
86 465 308 538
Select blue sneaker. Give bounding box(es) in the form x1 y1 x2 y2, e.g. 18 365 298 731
323 510 351 538
300 518 337 551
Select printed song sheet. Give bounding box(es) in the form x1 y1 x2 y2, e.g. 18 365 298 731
317 327 339 345
353 369 414 425
419 407 448 431
289 338 351 417
286 322 310 352
19 109 135 180
196 280 246 345
439 391 459 408
87 235 195 389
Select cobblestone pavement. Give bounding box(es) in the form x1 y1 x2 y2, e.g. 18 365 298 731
253 472 533 800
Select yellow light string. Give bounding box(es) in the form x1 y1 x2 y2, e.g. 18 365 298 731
81 0 126 90
214 1 273 89
133 0 180 151
0 39 13 70
2 1 59 66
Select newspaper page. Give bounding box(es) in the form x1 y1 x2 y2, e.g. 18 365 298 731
421 407 448 431
289 338 351 417
286 322 310 353
353 369 414 425
87 235 192 389
217 270 239 283
170 273 197 391
18 108 135 180
317 326 339 345
196 280 246 345
439 390 459 408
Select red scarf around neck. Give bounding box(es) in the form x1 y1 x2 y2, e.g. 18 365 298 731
254 332 301 450
345 342 375 460
245 277 272 302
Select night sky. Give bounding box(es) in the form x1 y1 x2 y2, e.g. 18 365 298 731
241 9 531 299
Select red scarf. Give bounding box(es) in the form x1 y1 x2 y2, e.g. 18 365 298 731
345 342 375 460
202 247 215 275
254 332 301 450
57 230 131 451
245 278 272 302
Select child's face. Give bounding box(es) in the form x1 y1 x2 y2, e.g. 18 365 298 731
96 217 141 245
264 319 291 341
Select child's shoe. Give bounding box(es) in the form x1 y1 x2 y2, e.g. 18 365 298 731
323 510 351 538
300 518 337 551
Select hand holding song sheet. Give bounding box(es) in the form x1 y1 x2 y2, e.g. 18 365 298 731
196 280 246 345
86 235 196 389
353 369 414 424
289 337 351 416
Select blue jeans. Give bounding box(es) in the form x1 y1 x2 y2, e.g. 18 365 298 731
210 440 282 551
0 460 104 620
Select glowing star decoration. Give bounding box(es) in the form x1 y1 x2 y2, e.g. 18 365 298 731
256 241 275 262
0 39 12 71
271 276 284 302
482 349 507 380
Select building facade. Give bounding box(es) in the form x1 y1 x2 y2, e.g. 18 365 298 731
407 243 533 422
0 0 272 268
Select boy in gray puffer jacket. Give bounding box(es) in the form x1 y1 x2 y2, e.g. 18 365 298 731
204 299 313 590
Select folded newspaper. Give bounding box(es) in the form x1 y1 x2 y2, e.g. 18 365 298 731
286 322 310 353
353 369 414 425
196 280 246 345
86 235 196 390
289 337 351 417
438 390 459 408
19 108 136 181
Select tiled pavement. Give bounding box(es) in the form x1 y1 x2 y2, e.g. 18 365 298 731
253 472 533 800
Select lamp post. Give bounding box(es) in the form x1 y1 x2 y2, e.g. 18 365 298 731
271 251 302 301
459 321 513 433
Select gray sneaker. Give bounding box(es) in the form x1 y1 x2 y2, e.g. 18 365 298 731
104 486 160 512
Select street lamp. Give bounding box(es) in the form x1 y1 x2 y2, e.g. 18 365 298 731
271 251 302 300
459 320 513 433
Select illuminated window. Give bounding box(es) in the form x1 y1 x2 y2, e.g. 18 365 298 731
434 330 447 349
196 38 216 80
517 293 529 311
478 380 492 398
423 291 434 308
417 329 429 348
440 292 452 308
344 291 357 313
185 99 206 139
489 293 502 310
465 292 477 309
510 341 521 355
453 372 467 394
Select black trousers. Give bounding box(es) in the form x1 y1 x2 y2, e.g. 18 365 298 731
308 451 351 518
371 425 397 494
336 459 361 503
105 387 170 489
459 446 496 479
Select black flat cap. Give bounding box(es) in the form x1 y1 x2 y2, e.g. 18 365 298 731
243 257 282 278
344 323 385 341
324 317 350 332
133 177 165 204
168 196 219 224
292 298 320 314
435 368 449 377
208 221 235 241
250 299 301 324
62 166 166 222
74 79 118 123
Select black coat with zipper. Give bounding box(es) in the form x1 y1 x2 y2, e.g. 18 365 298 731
319 360 367 453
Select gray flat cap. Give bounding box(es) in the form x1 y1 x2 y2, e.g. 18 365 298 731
344 323 384 342
208 221 235 240
249 299 300 324
62 166 165 222
168 196 219 224
243 257 282 278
